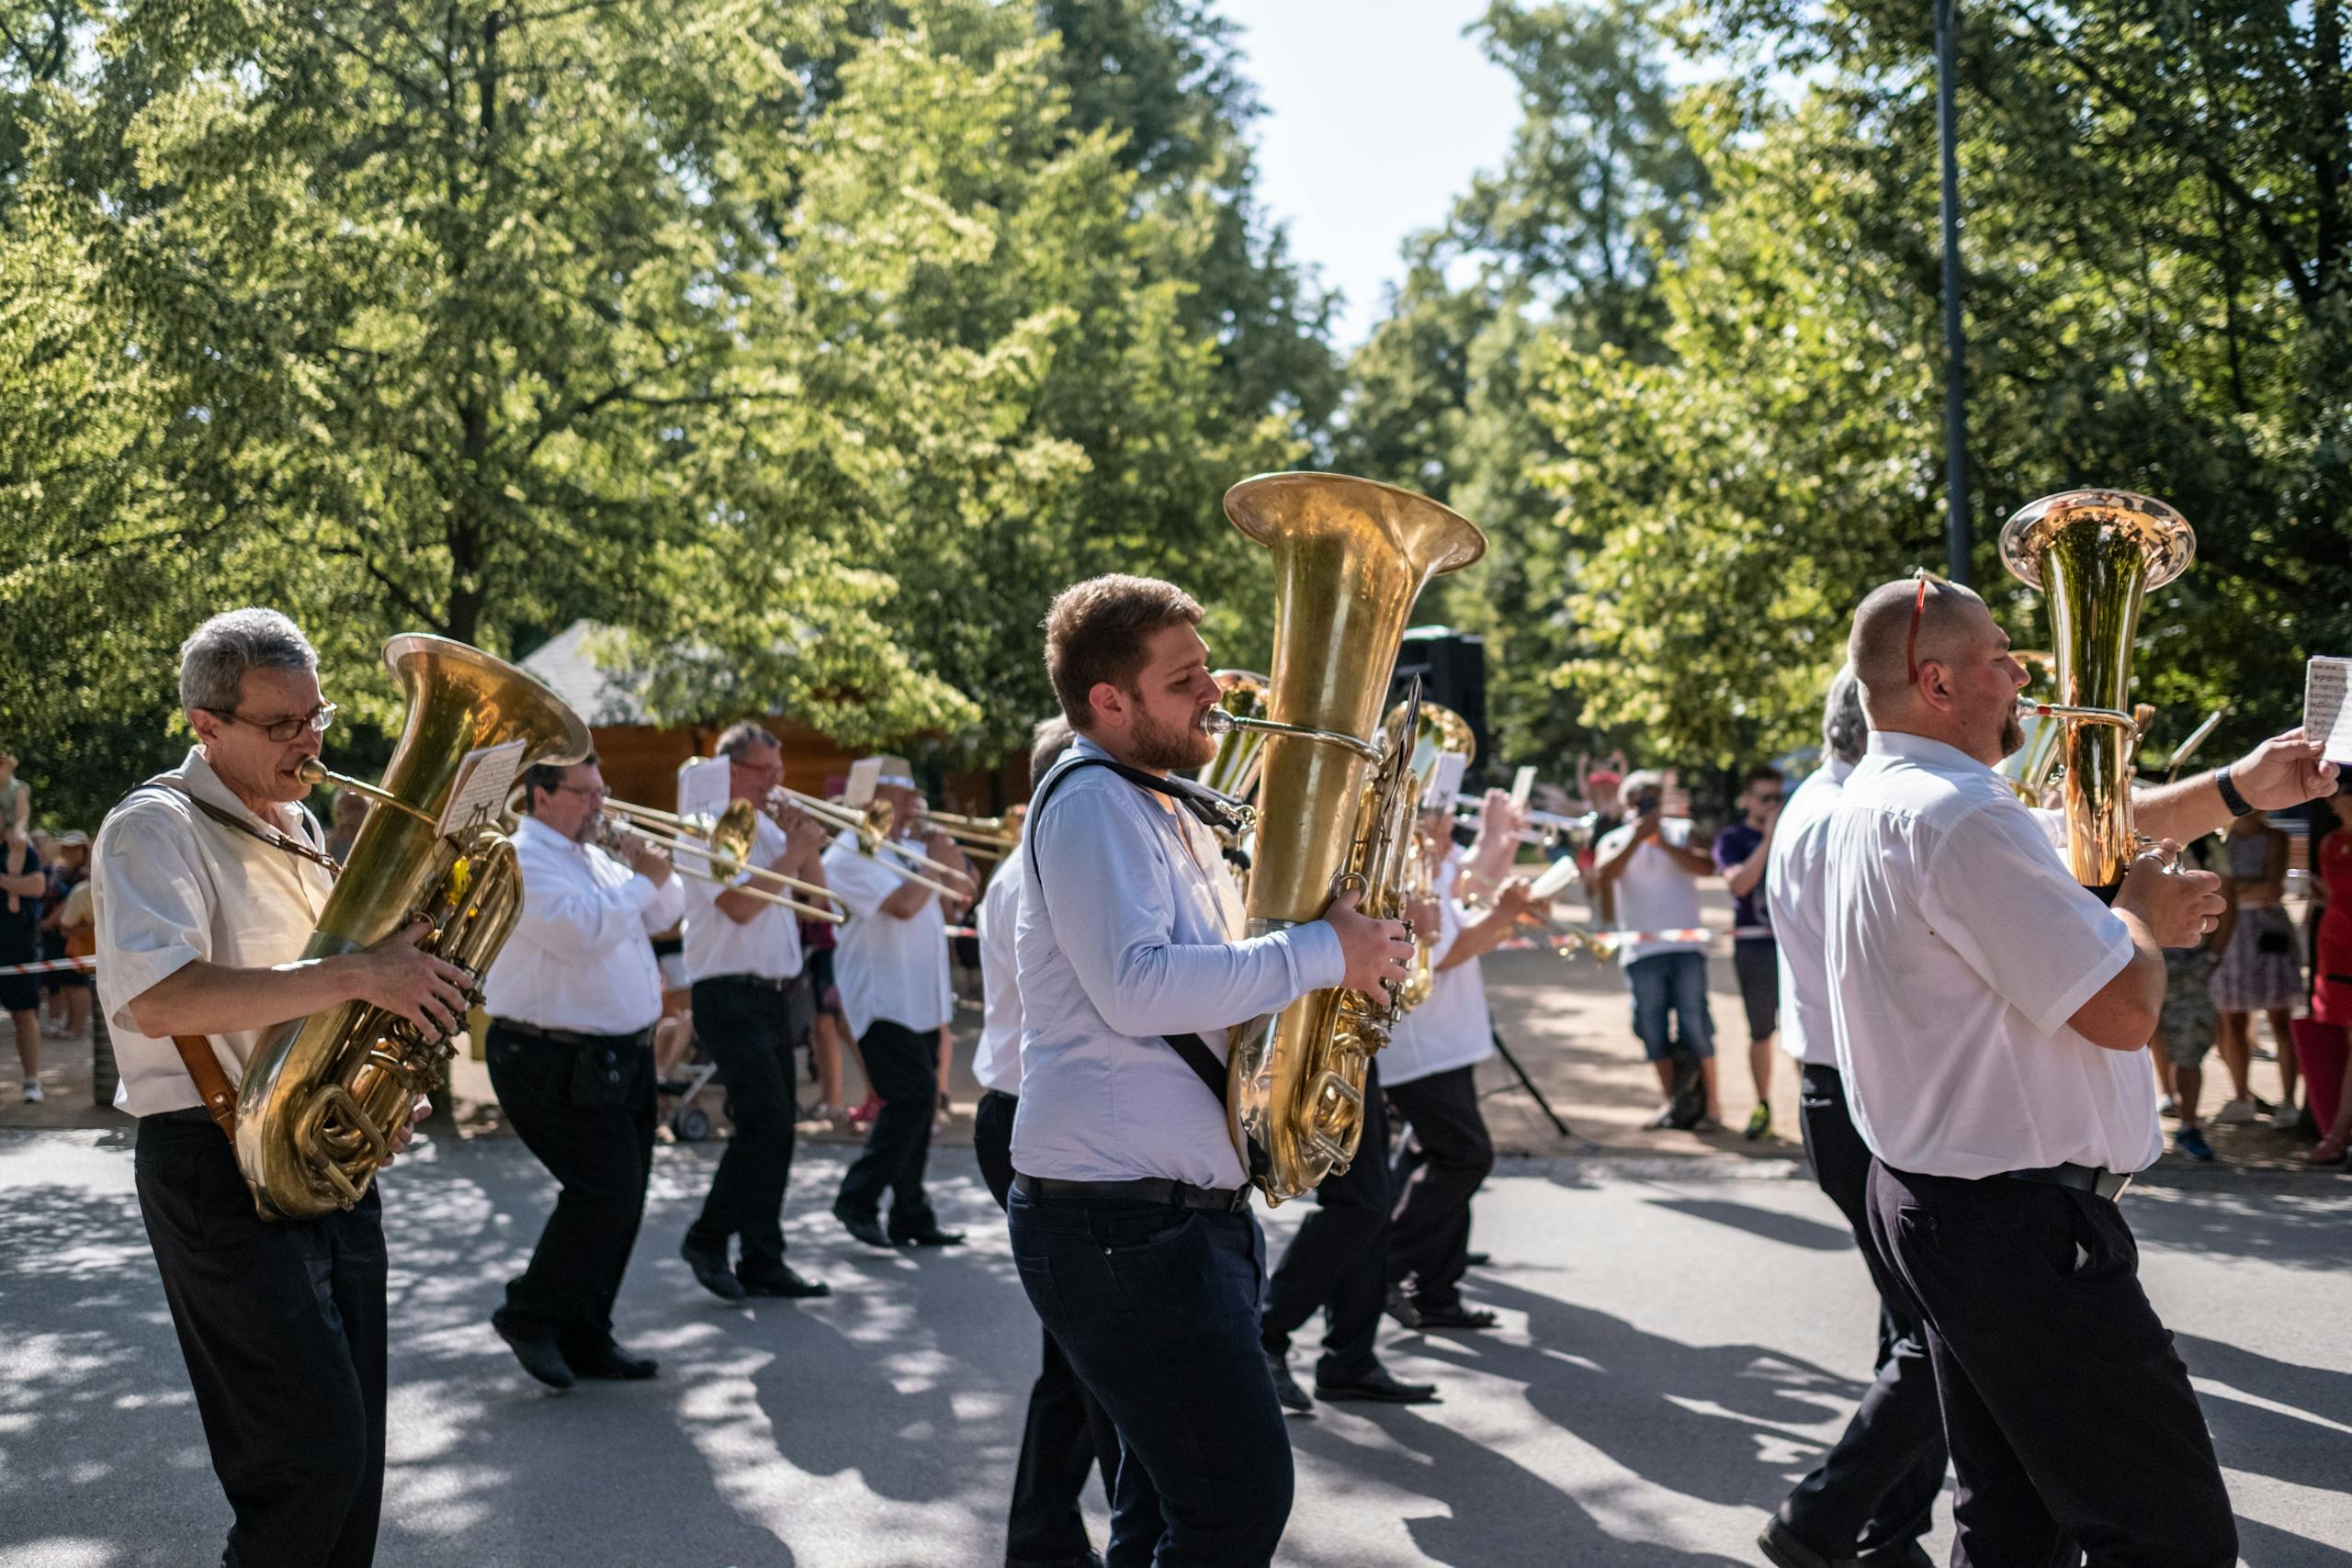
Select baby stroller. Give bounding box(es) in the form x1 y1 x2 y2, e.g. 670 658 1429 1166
656 1010 724 1143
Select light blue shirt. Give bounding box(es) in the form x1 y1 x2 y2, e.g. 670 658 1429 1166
1011 737 1346 1188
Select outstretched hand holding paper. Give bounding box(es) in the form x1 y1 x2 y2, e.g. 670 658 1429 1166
2307 657 2352 764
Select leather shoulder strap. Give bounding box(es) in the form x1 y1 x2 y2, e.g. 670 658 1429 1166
170 1034 240 1141
120 779 342 879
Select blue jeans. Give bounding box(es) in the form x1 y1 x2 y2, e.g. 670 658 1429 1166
1626 949 1714 1062
1008 1189 1293 1567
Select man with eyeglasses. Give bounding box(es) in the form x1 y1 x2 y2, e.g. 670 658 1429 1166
479 752 683 1389
93 608 472 1568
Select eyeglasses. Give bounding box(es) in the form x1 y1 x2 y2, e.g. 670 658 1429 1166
550 783 609 801
1905 568 1954 686
204 703 337 743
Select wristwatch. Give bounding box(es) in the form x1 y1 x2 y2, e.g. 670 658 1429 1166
2213 766 2255 818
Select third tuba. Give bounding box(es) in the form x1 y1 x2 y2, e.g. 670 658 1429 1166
1215 473 1485 1202
2000 489 2196 892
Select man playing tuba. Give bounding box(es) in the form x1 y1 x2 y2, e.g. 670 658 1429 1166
1007 575 1413 1565
91 609 470 1568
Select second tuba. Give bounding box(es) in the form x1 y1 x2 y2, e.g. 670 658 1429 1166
2000 489 2195 891
1216 473 1485 1203
235 636 591 1218
1393 700 1477 1014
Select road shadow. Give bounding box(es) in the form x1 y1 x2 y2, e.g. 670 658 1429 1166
1641 1194 1854 1253
2123 1184 2352 1271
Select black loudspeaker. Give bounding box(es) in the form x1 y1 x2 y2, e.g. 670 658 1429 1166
1389 626 1490 777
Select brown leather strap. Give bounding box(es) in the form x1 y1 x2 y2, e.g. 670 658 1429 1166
170 1034 239 1141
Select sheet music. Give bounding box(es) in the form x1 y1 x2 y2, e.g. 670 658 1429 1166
2306 656 2352 763
435 740 528 837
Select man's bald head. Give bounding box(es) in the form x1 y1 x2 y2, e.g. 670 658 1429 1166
1849 575 1988 714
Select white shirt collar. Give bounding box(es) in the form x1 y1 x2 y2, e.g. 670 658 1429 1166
181 746 307 838
1865 729 1990 776
514 812 586 858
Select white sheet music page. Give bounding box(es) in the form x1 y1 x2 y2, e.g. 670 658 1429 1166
437 740 528 837
2305 656 2352 763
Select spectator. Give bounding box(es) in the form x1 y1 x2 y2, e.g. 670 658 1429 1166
2155 840 2225 1161
2305 783 2350 1166
2210 810 2301 1123
0 750 28 846
1713 765 1783 1139
1591 768 1721 1129
323 787 368 863
40 831 92 1040
1 830 46 1100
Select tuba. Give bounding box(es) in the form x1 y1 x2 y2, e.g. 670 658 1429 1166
1214 473 1485 1202
235 636 590 1218
1393 700 1477 1014
2000 489 2195 891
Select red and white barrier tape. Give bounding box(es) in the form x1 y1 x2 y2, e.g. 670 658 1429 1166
0 955 96 976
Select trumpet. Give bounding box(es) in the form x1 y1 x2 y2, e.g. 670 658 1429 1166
763 788 973 900
595 802 845 923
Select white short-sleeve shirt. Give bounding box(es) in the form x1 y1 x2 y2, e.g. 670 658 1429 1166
820 829 955 1041
1592 818 1707 966
1381 848 1496 1088
681 810 804 983
1767 761 1851 1068
970 848 1025 1096
93 748 336 1117
1825 730 2153 1178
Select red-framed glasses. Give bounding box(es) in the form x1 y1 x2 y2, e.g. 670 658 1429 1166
1905 568 1955 686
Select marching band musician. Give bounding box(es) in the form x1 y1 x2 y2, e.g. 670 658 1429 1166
478 750 684 1390
826 755 971 1250
1826 577 2335 1568
971 716 1126 1568
1009 575 1414 1565
1381 802 1539 1334
676 724 835 1302
93 609 466 1568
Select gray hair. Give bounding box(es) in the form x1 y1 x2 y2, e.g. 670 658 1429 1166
1027 716 1076 789
178 609 318 715
1823 663 1869 765
714 721 781 762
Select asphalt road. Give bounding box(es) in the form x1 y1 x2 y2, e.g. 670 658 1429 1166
3 1130 2346 1568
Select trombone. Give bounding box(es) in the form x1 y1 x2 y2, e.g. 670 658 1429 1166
1450 792 1596 852
915 807 1018 861
762 788 973 899
599 798 845 922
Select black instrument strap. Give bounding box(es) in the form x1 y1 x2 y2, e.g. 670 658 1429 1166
1025 754 1250 1123
122 779 343 880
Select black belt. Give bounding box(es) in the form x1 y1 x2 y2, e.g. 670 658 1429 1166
697 972 795 991
490 1019 653 1050
144 1106 220 1125
1013 1172 1251 1214
2004 1162 2132 1201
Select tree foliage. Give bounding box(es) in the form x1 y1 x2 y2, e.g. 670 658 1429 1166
1 0 1328 821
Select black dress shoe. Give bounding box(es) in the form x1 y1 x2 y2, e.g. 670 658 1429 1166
1463 1250 1491 1269
1264 1351 1315 1416
566 1345 659 1381
1314 1367 1440 1404
1856 1544 1934 1568
493 1323 574 1391
1007 1552 1105 1568
888 1221 966 1247
1412 1301 1499 1331
681 1239 749 1302
1756 1516 1858 1568
833 1203 895 1249
739 1264 832 1299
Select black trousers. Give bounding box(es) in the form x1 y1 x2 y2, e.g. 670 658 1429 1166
835 1018 940 1227
1384 1064 1493 1312
1010 1187 1290 1568
1867 1162 2237 1567
136 1112 388 1568
976 1090 1128 1566
1779 1064 1947 1557
1260 1056 1390 1384
684 976 805 1270
485 1019 657 1354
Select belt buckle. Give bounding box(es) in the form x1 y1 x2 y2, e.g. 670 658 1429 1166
2097 1169 2132 1202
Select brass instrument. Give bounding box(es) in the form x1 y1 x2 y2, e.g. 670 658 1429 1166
2000 649 2064 804
766 787 970 899
2000 489 2196 890
238 636 592 1219
1451 792 1597 852
592 805 842 922
1199 670 1273 802
1214 472 1485 1203
915 807 1019 860
1394 701 1477 1014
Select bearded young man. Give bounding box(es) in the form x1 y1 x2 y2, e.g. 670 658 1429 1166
1005 574 1413 1568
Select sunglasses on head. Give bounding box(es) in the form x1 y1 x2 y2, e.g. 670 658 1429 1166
1905 567 1956 686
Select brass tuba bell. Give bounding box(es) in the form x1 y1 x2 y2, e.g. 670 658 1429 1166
2000 489 2195 891
1392 699 1476 1015
1216 473 1485 1203
235 636 591 1218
